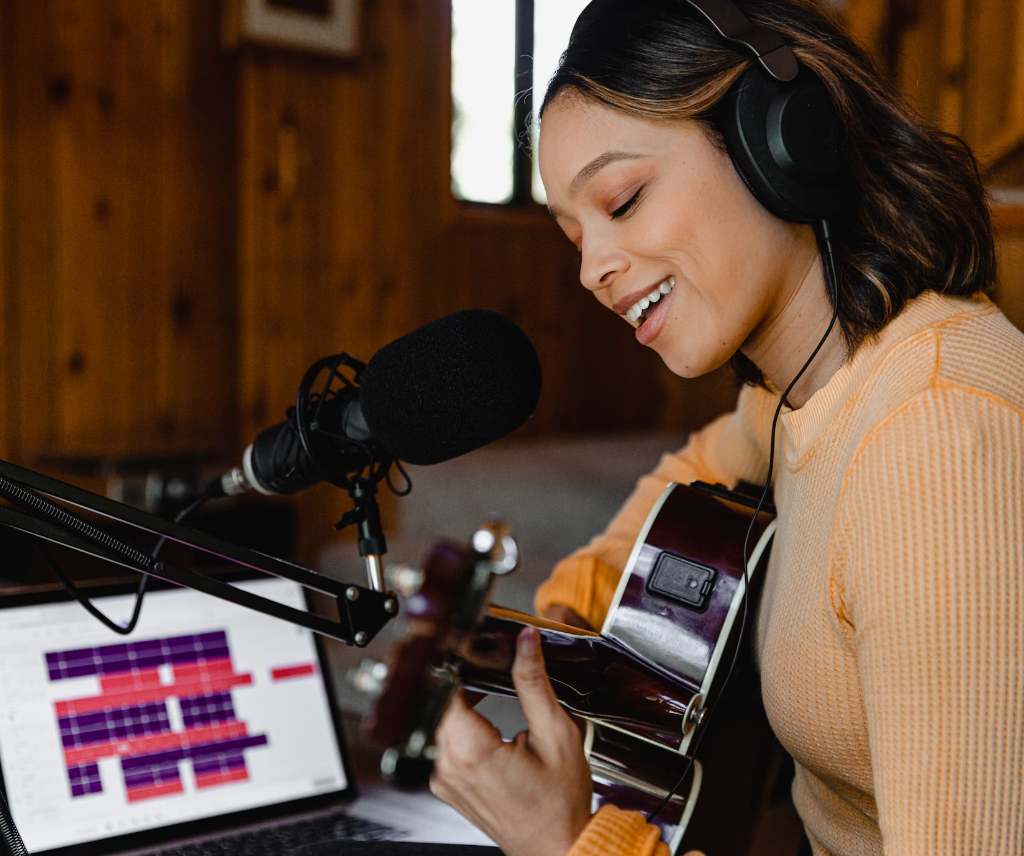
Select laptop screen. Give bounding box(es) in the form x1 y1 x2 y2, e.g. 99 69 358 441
0 577 351 854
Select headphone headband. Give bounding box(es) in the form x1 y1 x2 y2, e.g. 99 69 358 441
681 0 799 81
569 0 852 222
679 0 851 222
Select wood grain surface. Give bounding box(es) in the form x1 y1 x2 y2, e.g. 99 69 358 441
0 0 1021 563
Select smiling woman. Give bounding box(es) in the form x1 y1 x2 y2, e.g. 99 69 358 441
427 2 1024 856
539 108 831 378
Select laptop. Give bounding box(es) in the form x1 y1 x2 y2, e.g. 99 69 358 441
0 575 495 855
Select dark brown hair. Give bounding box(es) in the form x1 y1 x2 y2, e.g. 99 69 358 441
540 0 997 386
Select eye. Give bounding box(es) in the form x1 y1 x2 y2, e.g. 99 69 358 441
611 187 644 220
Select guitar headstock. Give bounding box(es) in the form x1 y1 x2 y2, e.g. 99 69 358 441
364 521 518 788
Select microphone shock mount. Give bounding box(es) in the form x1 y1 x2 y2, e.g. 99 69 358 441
289 353 410 591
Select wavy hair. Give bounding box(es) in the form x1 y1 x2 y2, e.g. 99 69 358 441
540 0 997 385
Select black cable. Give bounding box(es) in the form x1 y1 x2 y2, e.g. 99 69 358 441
0 485 217 854
647 221 840 823
385 458 413 497
147 489 216 568
22 487 214 636
30 542 147 637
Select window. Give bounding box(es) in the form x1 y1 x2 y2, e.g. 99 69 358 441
451 0 591 206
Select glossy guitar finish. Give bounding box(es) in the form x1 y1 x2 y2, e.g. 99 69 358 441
602 482 777 755
367 482 776 853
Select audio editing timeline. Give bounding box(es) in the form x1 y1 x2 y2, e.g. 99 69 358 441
45 631 298 803
0 579 348 853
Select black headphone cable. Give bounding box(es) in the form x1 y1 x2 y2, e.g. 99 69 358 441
647 219 839 824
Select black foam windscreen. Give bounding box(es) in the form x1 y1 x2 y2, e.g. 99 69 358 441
358 310 542 466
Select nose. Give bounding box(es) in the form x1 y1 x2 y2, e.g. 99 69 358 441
579 231 629 293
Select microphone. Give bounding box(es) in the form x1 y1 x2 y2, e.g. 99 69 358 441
219 310 542 497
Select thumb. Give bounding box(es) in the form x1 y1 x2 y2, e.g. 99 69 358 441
511 626 566 748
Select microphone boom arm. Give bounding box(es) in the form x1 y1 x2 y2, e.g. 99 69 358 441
0 458 398 647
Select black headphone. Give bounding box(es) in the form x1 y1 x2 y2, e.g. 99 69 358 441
682 0 853 223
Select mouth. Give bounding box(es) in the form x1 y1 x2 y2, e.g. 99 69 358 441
622 276 675 327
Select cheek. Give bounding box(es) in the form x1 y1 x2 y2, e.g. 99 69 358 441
652 279 760 377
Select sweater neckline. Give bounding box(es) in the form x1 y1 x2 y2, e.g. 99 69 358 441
778 291 993 469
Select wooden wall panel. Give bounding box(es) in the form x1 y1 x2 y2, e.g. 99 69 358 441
1 0 236 463
2 0 1016 566
237 0 738 446
844 0 891 61
236 0 740 559
889 0 948 123
994 204 1024 333
886 0 1024 169
5 0 56 459
963 0 1024 164
996 230 1024 333
237 1 455 558
237 5 449 446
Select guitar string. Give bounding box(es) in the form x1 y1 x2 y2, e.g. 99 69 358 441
646 220 839 824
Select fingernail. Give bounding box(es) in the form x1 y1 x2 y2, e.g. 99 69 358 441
517 626 539 656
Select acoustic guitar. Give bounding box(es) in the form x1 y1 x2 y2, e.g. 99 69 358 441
366 481 776 853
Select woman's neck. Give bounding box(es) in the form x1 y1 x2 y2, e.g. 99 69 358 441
742 250 847 410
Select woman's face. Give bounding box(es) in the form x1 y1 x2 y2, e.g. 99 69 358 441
539 94 817 378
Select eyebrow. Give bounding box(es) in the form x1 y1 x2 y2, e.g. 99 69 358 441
548 151 648 220
570 151 646 193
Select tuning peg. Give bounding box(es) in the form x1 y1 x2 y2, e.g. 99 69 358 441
385 563 425 596
346 658 389 698
381 744 435 791
472 520 518 575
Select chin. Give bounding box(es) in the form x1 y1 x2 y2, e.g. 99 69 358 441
656 345 732 380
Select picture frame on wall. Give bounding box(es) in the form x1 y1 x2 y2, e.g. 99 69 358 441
222 0 359 58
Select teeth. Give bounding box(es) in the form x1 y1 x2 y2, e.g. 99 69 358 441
624 277 675 323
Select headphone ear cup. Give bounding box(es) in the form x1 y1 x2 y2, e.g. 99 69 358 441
716 65 853 223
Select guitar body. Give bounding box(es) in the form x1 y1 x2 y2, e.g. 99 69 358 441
368 482 776 853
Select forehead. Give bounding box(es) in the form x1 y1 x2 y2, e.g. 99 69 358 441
538 96 660 176
538 95 710 202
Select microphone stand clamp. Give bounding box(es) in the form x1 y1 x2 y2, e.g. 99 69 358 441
335 479 388 592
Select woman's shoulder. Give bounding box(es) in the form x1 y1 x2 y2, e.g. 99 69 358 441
856 291 1024 426
925 293 1024 413
830 295 1023 594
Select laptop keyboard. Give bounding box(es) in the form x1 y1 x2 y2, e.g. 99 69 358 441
149 811 403 855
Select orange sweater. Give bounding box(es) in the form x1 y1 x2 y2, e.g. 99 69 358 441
536 292 1024 856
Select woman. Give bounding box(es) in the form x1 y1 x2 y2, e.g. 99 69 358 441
429 2 1024 856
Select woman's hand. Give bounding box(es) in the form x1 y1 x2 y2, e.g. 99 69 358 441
430 626 594 856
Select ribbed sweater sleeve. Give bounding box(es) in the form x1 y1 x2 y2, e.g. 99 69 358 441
830 385 1024 854
535 385 778 629
566 806 671 856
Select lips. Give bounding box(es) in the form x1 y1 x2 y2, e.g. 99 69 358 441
609 276 677 345
612 277 676 318
634 284 673 345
